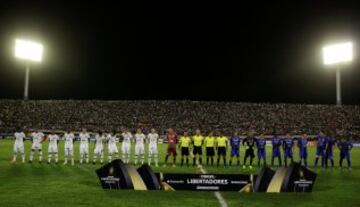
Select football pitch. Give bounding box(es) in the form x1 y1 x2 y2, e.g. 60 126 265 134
0 140 359 207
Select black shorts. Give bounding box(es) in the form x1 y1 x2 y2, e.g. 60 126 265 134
193 146 202 155
181 147 189 156
217 147 226 156
206 147 215 156
245 149 255 158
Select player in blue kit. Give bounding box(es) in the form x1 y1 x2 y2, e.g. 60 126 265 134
338 138 353 170
297 134 308 167
314 131 328 168
325 135 336 168
229 131 241 166
271 134 282 167
282 134 294 167
255 134 267 168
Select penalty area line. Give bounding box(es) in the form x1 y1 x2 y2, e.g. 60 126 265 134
198 165 229 207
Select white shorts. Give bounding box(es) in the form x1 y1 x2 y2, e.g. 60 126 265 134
48 144 58 153
64 145 74 156
148 144 158 155
135 144 145 155
14 142 24 154
31 143 42 151
94 144 104 154
108 144 118 154
80 144 89 154
122 143 131 154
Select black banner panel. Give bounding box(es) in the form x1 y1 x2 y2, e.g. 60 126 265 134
159 173 253 191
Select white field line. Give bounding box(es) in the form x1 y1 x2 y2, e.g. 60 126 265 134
198 165 229 207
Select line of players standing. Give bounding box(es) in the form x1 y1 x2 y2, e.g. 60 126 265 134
12 128 160 167
11 128 353 169
165 129 353 170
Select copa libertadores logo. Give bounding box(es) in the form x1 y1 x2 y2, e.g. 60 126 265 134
96 160 316 192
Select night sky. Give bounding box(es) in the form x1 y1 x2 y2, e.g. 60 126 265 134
0 2 360 104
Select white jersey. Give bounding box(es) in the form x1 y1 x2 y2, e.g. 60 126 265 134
79 133 90 145
135 133 146 146
122 132 132 144
95 134 105 146
32 132 44 145
48 134 59 145
14 132 26 144
64 133 75 147
108 134 117 145
147 133 159 145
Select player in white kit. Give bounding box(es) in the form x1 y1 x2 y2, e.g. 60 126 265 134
47 133 60 164
79 128 90 164
12 129 26 163
63 131 75 165
134 128 146 165
121 129 132 164
147 128 159 167
29 131 45 163
107 131 119 163
93 131 105 164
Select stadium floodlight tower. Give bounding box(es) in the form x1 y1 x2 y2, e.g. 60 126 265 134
14 39 44 101
322 41 353 106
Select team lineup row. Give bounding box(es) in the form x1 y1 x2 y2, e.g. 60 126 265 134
11 128 353 169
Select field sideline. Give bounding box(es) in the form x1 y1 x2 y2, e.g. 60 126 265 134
0 139 359 207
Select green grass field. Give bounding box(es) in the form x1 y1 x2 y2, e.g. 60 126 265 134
0 139 359 207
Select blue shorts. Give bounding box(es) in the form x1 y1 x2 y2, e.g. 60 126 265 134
257 149 266 158
340 151 350 159
316 147 325 156
231 148 239 157
284 148 293 158
272 148 281 157
299 149 308 158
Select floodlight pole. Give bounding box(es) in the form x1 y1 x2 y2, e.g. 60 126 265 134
24 65 30 101
336 65 341 106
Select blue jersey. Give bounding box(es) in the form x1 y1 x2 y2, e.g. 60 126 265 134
326 138 336 155
256 139 266 150
230 136 241 148
339 141 353 152
316 136 328 149
272 136 282 157
297 137 308 158
283 138 294 149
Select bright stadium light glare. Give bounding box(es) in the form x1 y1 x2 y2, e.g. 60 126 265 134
15 39 43 62
322 42 353 65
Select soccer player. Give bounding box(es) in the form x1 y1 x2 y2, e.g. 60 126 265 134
282 134 294 167
164 128 178 167
29 131 45 163
243 132 255 169
79 128 90 164
255 134 267 168
147 128 159 167
216 132 228 167
93 131 105 164
47 133 60 164
314 131 328 168
204 131 216 166
338 138 353 170
134 128 146 165
121 129 132 164
297 134 308 167
12 129 26 163
63 131 75 165
229 131 241 167
192 129 204 167
271 134 282 167
107 131 119 163
325 135 336 168
179 131 191 167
